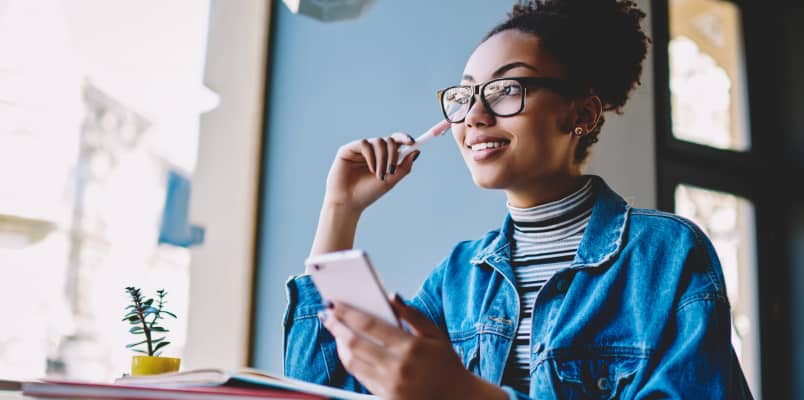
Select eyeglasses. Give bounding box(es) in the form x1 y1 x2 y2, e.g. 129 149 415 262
437 77 583 123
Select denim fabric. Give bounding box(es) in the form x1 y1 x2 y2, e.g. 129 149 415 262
283 175 753 399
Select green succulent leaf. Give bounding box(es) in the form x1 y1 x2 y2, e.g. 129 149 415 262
153 341 170 352
126 339 149 348
124 286 177 355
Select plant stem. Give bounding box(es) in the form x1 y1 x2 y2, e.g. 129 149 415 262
141 311 153 356
133 293 153 356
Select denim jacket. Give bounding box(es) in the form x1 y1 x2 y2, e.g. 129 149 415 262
283 176 753 399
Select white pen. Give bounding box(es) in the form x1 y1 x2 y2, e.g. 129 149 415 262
397 119 452 163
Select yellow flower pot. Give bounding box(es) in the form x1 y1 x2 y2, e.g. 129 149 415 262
130 355 181 376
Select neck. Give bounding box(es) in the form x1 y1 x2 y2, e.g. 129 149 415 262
505 174 586 208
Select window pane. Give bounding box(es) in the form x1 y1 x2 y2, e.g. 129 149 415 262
0 0 211 381
675 184 760 396
669 0 751 151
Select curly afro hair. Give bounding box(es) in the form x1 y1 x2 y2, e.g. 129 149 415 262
484 0 651 163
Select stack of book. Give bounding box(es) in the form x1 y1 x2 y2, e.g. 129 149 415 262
22 368 377 400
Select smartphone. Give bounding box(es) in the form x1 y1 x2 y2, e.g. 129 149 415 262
305 249 400 327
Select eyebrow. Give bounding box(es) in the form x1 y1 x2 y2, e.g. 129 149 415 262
462 61 542 82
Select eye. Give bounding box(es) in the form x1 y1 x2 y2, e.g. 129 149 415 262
446 89 471 105
502 84 521 95
485 81 522 99
496 83 521 96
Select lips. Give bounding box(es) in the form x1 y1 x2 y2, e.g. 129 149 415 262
465 134 511 149
464 135 511 162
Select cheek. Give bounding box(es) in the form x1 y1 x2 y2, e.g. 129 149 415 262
451 127 466 148
523 95 573 133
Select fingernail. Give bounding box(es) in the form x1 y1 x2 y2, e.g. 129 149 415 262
389 165 396 175
323 300 334 309
317 310 328 323
413 151 421 161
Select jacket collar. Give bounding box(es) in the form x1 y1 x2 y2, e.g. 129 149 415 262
470 175 631 273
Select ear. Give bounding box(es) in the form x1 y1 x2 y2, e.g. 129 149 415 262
574 95 603 134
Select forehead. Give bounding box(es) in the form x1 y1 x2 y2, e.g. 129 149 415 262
463 30 563 80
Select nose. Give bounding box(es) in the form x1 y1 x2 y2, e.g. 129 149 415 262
464 95 495 128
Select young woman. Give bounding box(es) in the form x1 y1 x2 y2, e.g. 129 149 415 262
283 0 752 398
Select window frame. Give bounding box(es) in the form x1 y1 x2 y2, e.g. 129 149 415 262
652 0 796 398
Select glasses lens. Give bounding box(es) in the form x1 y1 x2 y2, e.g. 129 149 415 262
482 79 523 116
441 86 472 122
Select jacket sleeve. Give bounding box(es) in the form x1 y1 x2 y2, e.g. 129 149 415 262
282 267 449 394
634 237 754 399
282 274 369 393
408 260 448 332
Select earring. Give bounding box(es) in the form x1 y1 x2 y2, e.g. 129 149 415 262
573 127 584 136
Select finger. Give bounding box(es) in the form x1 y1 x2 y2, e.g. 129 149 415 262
395 150 420 177
389 132 416 146
321 311 393 367
330 301 411 344
328 331 385 392
371 138 388 180
358 139 376 175
384 136 400 176
390 294 444 339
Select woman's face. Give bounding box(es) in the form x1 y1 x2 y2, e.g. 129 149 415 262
451 30 581 195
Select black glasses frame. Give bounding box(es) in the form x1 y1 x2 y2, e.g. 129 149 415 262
437 77 583 123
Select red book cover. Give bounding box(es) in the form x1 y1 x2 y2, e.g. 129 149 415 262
22 379 325 400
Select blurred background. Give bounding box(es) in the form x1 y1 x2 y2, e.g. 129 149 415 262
0 1 801 399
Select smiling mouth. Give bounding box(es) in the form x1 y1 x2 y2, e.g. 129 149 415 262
466 140 511 151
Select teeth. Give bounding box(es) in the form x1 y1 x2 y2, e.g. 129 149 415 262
469 141 508 151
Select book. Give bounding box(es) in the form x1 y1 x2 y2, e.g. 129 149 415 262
22 368 377 400
0 379 22 391
22 379 321 399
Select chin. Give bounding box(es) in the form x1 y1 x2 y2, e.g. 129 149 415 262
470 172 509 190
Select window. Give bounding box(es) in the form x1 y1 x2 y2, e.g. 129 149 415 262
674 184 759 387
653 0 798 398
668 0 750 151
0 0 213 381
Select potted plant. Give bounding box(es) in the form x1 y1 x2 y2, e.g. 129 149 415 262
123 286 180 376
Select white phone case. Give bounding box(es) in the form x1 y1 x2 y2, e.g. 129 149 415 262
305 249 400 327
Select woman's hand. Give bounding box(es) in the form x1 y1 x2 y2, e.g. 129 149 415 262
320 296 507 400
323 133 420 213
308 133 421 260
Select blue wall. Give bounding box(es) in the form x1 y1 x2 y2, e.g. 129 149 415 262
252 0 518 373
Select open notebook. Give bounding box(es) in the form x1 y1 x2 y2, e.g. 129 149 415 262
23 368 377 400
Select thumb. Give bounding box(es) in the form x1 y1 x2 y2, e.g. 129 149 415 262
389 293 443 339
394 150 420 177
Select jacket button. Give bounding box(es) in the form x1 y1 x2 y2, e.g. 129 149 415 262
596 376 612 392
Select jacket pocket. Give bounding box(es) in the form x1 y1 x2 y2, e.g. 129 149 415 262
550 354 641 400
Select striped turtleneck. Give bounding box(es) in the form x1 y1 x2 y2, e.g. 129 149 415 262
501 177 595 393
